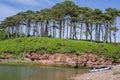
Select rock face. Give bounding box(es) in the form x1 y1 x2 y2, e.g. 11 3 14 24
0 54 12 59
25 53 113 68
0 53 113 68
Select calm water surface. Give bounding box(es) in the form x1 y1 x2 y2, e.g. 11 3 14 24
0 64 86 80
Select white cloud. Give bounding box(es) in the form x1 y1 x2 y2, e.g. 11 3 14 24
43 0 55 5
10 0 40 6
0 0 56 21
0 3 21 21
9 0 57 7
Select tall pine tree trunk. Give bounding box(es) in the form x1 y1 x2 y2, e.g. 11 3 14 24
66 20 69 39
80 23 83 40
90 24 93 42
45 20 49 37
59 21 62 38
27 20 31 36
109 24 112 43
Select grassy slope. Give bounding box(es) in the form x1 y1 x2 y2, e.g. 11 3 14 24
0 37 120 61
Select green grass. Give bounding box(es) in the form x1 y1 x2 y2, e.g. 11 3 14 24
0 37 120 62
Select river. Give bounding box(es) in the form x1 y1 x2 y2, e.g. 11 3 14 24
0 64 86 80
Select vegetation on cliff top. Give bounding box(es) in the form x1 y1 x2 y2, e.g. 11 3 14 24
0 37 120 62
0 1 120 63
0 0 120 43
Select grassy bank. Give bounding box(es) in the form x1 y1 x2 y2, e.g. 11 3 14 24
0 37 120 62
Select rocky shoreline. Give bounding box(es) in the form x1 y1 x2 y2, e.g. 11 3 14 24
0 53 115 68
73 65 120 80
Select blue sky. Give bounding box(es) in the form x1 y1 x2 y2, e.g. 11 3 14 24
0 0 120 41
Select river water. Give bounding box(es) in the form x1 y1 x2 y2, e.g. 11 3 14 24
0 64 86 80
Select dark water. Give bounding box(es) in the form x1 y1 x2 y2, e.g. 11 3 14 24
0 64 85 80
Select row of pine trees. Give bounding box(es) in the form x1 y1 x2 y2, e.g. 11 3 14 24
0 1 120 43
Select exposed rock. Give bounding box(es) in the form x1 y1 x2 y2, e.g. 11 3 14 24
0 52 116 68
105 60 113 65
24 53 114 68
0 54 12 59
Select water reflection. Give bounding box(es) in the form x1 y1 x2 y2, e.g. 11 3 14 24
0 65 85 80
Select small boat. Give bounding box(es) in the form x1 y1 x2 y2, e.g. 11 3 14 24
89 66 112 72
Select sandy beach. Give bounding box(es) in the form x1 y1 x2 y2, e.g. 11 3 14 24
73 65 120 80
